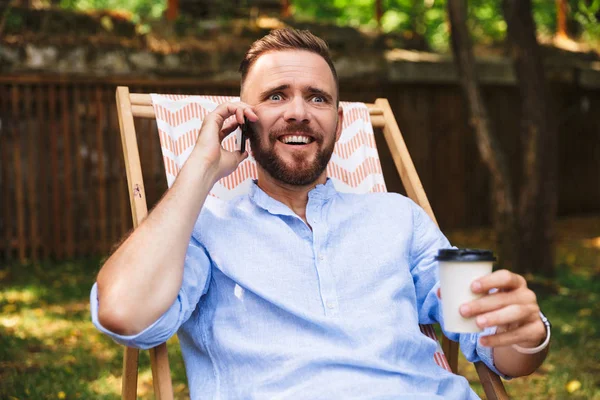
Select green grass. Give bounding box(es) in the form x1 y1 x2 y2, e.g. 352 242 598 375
1 216 599 399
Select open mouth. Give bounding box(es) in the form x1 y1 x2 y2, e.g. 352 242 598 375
278 135 315 146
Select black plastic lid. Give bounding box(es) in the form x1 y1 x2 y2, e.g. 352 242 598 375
435 248 496 262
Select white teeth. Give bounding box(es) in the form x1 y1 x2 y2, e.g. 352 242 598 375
282 135 311 144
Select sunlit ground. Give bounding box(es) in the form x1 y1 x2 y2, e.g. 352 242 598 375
1 216 599 399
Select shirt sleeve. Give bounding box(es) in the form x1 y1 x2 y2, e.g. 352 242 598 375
408 201 511 379
90 234 212 350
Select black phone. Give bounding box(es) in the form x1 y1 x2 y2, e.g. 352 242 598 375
240 117 249 153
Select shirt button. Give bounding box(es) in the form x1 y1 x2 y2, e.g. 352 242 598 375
326 300 335 309
318 253 324 261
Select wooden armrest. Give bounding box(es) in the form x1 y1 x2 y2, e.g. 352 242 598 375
475 361 510 400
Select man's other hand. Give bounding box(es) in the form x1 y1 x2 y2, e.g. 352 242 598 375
458 270 546 348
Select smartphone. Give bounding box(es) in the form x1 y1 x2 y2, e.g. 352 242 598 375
240 117 249 153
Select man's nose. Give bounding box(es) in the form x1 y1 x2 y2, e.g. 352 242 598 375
283 97 309 123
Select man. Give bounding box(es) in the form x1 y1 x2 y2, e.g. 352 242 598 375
92 29 550 399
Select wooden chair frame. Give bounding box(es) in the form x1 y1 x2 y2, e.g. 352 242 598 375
115 86 509 400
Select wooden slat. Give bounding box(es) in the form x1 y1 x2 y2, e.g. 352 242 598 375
117 86 142 400
442 339 460 375
25 85 38 262
108 99 123 245
0 74 241 89
150 344 173 400
130 93 152 106
12 86 26 262
129 95 384 120
375 98 437 224
0 83 11 261
109 100 116 246
96 86 107 254
122 347 139 400
131 105 155 119
72 85 85 257
86 86 97 255
61 85 75 258
36 85 50 259
116 86 174 399
475 361 510 400
371 115 385 128
118 110 129 238
49 84 61 258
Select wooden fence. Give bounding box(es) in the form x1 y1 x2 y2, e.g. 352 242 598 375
1 75 599 263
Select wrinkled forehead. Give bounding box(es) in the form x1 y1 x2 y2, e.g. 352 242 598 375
242 50 337 100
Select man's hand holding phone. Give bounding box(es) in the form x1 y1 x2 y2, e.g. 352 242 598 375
192 102 258 184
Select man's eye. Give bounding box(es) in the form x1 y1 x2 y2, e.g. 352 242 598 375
311 96 325 103
269 94 282 101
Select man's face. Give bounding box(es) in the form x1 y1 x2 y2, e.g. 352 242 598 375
241 50 342 186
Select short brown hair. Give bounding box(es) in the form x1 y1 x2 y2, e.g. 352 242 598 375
239 28 339 100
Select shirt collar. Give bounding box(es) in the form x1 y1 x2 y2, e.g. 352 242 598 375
249 178 337 216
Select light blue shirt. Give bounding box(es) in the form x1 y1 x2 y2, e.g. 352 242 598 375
91 179 506 399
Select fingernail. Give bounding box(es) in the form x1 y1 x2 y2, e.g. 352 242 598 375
460 305 470 316
477 316 487 327
472 281 482 292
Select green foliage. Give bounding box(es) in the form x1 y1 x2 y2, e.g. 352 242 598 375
532 0 557 37
468 0 506 44
59 0 165 23
54 0 600 50
573 0 600 45
291 0 600 51
3 7 25 32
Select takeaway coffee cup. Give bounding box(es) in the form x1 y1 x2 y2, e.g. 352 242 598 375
436 249 496 333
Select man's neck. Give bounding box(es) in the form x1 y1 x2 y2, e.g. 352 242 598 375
256 170 328 225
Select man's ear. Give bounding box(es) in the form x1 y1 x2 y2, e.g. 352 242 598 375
335 106 344 142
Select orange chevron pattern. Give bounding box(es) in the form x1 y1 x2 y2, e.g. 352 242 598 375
218 160 258 191
326 157 383 188
158 128 200 156
332 129 377 159
154 103 211 128
163 155 181 176
420 324 452 371
150 93 450 373
342 106 371 130
370 184 387 193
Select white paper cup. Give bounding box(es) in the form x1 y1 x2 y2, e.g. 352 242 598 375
436 249 495 333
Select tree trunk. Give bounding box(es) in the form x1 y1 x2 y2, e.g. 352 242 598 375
281 0 292 18
447 0 519 270
556 0 568 39
502 0 558 276
376 0 383 28
167 0 179 21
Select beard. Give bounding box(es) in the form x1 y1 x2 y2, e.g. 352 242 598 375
249 123 335 186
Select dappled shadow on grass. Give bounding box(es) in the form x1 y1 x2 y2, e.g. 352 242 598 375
0 309 123 399
0 257 190 399
0 258 120 399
